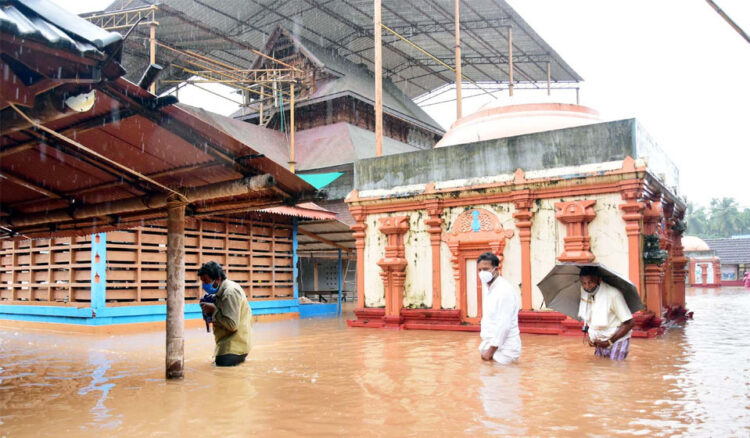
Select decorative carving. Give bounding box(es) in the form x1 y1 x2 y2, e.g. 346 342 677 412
443 208 514 321
377 216 410 324
554 200 596 263
512 190 534 310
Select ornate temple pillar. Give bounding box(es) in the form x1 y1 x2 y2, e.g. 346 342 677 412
642 197 666 314
513 190 535 310
350 207 368 309
377 216 410 327
619 180 645 292
425 200 444 310
554 200 596 263
661 201 675 306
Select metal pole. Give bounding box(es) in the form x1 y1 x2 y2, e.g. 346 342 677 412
289 82 296 173
166 200 185 379
149 24 157 94
508 27 513 97
546 62 551 96
576 87 580 105
374 0 383 157
338 248 342 316
454 0 462 120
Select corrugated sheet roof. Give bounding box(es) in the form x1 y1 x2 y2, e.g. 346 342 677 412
1 0 122 59
704 238 750 265
97 0 581 100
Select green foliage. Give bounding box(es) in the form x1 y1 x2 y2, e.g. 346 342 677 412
685 198 750 238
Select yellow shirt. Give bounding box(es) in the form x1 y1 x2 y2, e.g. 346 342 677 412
211 279 252 357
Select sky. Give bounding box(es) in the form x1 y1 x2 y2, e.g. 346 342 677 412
53 0 750 208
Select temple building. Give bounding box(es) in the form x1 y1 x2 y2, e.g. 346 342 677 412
346 101 687 337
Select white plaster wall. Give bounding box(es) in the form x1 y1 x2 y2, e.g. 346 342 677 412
530 193 629 310
440 241 457 309
530 199 561 310
403 210 432 308
588 193 629 279
363 213 387 307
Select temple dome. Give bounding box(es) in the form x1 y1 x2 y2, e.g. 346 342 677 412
682 235 711 252
434 96 602 148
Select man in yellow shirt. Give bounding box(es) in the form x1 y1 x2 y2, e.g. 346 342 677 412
578 266 635 361
198 261 252 366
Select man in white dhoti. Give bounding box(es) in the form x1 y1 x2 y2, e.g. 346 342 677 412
477 252 522 364
578 266 635 361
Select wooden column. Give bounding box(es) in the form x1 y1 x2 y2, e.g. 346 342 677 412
374 0 383 157
454 0 462 120
508 26 514 97
289 82 296 173
619 179 645 293
425 200 444 310
513 190 535 310
149 24 157 94
350 207 368 309
166 201 186 379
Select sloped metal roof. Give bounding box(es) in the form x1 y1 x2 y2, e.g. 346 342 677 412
95 0 581 99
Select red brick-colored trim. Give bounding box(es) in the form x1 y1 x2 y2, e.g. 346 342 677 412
425 200 444 310
619 179 645 293
377 216 410 327
512 189 535 310
443 208 514 323
555 200 597 263
350 206 368 309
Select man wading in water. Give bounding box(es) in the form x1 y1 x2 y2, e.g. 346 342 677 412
477 252 522 364
578 266 635 361
198 261 252 366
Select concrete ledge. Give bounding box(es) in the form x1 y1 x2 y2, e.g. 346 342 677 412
299 303 338 318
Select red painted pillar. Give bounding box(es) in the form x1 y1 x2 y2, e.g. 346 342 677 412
619 180 645 294
377 216 410 328
350 207 368 309
643 198 665 314
425 201 444 310
513 190 535 310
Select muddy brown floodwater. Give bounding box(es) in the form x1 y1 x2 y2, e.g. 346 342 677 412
1 287 749 437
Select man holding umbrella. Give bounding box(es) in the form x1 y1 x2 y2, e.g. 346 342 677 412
578 266 635 361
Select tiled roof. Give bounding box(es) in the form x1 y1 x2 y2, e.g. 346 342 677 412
704 238 750 265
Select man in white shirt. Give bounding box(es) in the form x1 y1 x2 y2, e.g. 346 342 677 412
477 252 522 364
578 266 635 361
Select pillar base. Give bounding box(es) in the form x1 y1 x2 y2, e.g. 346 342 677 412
664 305 693 321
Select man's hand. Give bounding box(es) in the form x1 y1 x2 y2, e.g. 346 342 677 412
200 302 216 315
481 346 498 361
593 339 611 349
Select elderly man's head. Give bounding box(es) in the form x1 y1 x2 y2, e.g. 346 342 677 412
579 266 601 293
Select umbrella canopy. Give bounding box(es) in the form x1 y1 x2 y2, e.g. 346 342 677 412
537 263 644 320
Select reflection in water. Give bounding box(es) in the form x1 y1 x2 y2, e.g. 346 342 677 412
0 287 748 437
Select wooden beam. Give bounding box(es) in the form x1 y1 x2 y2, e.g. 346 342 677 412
149 24 157 94
455 0 462 120
374 0 383 157
289 82 296 173
508 26 514 97
0 170 67 200
298 227 353 253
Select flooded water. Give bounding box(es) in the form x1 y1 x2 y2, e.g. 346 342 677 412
1 287 749 437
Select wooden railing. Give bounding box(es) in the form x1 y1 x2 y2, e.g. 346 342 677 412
1 216 294 305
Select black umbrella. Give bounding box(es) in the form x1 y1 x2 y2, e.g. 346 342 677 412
536 263 643 320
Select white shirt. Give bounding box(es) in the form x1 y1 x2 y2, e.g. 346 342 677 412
480 274 522 359
578 281 633 342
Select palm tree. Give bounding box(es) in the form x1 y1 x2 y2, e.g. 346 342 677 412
685 202 709 237
709 197 741 237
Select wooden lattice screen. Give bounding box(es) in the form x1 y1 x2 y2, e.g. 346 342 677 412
0 216 294 304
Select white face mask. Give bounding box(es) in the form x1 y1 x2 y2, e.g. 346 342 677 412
478 270 495 285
